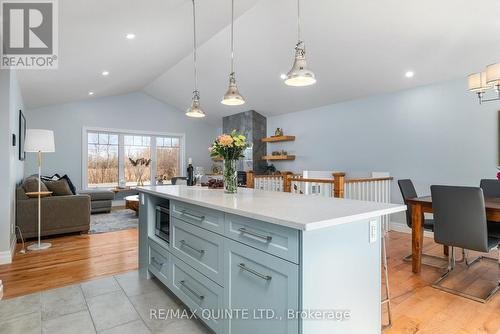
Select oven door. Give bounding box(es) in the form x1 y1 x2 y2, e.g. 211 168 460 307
155 205 170 243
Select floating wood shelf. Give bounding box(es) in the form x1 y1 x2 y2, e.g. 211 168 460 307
262 155 296 161
261 136 295 143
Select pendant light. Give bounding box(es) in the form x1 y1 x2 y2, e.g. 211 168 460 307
186 0 206 118
284 0 316 87
221 0 245 105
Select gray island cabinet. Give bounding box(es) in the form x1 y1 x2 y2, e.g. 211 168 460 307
138 185 406 334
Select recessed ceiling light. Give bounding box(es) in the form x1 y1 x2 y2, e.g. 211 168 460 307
88 91 94 96
101 71 109 76
405 71 414 78
280 73 287 80
126 33 135 40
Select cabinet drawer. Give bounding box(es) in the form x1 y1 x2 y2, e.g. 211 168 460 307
225 214 299 264
171 256 225 333
225 239 299 334
171 218 224 285
171 200 224 234
148 240 171 287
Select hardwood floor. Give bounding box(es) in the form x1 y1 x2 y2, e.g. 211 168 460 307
0 229 498 333
384 231 500 334
0 229 138 299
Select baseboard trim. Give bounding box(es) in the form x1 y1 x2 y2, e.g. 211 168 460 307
0 238 17 265
390 221 434 238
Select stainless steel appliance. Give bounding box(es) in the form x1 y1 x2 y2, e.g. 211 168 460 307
155 205 170 243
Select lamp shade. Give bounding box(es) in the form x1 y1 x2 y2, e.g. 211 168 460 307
486 63 500 85
468 72 492 92
24 129 55 152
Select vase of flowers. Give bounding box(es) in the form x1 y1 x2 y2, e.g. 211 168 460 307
209 130 249 193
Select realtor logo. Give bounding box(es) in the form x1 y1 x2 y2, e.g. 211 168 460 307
1 0 58 69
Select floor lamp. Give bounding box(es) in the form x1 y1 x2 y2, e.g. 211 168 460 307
24 129 55 251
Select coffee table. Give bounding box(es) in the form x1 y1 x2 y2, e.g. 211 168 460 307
125 195 139 216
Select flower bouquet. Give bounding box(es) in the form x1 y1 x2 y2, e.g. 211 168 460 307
209 130 249 193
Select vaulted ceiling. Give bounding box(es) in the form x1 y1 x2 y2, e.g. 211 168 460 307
19 0 500 124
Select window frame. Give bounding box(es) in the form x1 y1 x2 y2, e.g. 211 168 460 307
82 126 185 190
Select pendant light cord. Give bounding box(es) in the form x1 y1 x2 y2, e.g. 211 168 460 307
297 0 301 43
230 0 234 74
192 0 198 92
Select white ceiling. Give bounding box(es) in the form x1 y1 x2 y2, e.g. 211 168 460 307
19 0 500 124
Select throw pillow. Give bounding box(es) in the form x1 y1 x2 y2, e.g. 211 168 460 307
59 174 77 195
44 179 73 196
22 177 49 193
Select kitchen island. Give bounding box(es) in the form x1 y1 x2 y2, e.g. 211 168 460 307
137 185 406 334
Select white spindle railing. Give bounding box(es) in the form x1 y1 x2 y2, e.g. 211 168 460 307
254 175 284 192
289 175 334 197
344 177 393 231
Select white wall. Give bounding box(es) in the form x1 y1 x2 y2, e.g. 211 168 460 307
267 78 498 224
0 69 24 263
25 92 217 190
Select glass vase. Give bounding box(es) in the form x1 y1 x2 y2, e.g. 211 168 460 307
223 159 238 194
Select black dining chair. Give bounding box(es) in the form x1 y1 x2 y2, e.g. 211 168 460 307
431 185 500 303
397 179 447 267
171 176 187 185
480 179 500 238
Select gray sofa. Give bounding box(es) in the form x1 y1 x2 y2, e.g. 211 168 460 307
16 178 91 238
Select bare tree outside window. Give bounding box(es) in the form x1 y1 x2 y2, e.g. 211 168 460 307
124 135 151 186
156 137 180 183
87 132 119 187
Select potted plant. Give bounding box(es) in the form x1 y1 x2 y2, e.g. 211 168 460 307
209 130 249 193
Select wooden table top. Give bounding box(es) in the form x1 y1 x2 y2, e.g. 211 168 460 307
407 196 500 210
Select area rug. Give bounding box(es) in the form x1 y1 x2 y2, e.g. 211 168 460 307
89 209 138 234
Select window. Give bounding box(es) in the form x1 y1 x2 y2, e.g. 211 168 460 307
124 135 151 186
156 136 181 183
84 129 184 189
87 132 119 188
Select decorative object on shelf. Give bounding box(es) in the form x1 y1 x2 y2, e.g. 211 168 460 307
186 0 205 118
19 110 26 161
24 129 55 251
284 0 316 87
274 128 283 137
221 0 245 106
209 130 249 193
468 63 500 104
128 157 151 186
272 149 288 156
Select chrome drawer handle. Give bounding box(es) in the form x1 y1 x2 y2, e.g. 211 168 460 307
181 210 205 221
180 280 205 300
151 257 163 267
238 263 272 281
238 228 272 242
179 240 205 256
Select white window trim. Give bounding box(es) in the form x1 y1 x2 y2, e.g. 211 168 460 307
82 126 186 190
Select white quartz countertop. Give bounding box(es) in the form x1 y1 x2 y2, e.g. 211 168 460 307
138 185 406 231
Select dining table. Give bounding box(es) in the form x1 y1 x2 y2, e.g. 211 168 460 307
406 196 500 273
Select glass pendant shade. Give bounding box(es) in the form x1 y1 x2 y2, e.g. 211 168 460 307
285 43 316 87
468 72 492 92
221 73 245 105
185 91 205 118
486 63 500 86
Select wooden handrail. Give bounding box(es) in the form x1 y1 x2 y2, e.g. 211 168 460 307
345 177 393 183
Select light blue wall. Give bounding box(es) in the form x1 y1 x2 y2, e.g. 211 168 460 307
267 78 498 223
24 92 218 190
0 69 24 260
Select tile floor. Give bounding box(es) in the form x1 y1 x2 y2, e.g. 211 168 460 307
0 271 212 334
